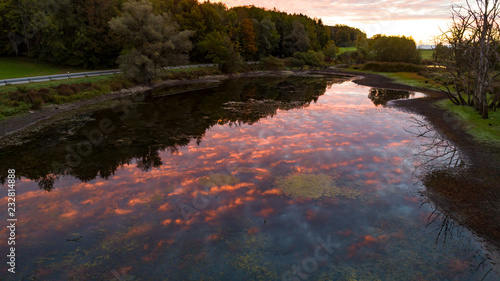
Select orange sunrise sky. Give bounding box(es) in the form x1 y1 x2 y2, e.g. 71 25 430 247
214 0 467 45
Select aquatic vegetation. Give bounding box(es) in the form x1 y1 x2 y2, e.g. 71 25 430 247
275 173 360 199
230 231 278 280
198 173 239 187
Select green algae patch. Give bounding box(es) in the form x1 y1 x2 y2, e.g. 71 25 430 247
198 173 239 187
229 230 278 280
276 173 359 199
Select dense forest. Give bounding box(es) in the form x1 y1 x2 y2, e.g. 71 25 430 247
0 0 365 69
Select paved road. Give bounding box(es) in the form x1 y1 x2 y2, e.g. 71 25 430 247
0 63 217 86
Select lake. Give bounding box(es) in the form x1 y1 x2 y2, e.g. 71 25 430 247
0 75 497 280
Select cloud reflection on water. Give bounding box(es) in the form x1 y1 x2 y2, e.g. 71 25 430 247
0 79 496 280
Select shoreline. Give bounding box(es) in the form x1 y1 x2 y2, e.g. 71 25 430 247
2 68 498 164
333 69 500 256
0 71 318 139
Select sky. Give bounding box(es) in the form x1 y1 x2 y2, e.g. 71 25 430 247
214 0 465 45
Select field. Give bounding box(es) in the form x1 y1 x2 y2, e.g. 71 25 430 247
419 49 434 60
0 57 85 79
338 47 357 54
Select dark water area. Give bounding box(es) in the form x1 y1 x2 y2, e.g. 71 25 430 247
0 76 498 280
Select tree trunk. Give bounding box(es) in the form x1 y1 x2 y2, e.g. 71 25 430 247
17 0 31 54
482 92 489 118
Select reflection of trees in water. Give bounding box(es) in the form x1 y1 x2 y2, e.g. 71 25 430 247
421 200 496 280
405 116 465 172
368 88 415 106
420 200 463 244
0 76 341 190
406 117 500 279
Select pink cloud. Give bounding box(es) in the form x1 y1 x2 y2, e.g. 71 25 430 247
217 0 454 21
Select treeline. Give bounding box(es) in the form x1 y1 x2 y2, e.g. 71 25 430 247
0 0 338 69
328 24 366 47
338 35 421 65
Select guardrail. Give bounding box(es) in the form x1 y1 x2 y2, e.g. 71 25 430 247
0 63 217 86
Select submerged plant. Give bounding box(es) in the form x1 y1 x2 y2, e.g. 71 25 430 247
276 173 359 199
198 173 239 187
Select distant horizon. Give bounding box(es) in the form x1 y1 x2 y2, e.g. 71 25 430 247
214 0 466 45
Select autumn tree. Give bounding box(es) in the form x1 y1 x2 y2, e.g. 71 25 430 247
109 0 193 83
239 18 257 58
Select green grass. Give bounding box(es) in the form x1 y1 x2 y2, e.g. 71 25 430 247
346 67 450 92
419 49 434 60
0 76 119 120
0 66 220 120
346 68 433 88
436 99 500 146
338 47 357 54
0 66 217 94
0 76 114 94
0 57 86 79
381 72 433 88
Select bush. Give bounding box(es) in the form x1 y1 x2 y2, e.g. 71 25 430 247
117 77 135 89
110 81 124 91
361 62 425 72
284 57 305 69
31 96 44 109
284 57 304 69
293 50 325 67
55 85 75 96
336 49 369 64
261 56 285 70
16 85 29 94
421 59 435 66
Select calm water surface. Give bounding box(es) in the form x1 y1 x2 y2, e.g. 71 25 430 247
0 76 497 280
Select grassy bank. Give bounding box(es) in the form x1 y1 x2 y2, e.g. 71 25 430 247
346 65 448 91
346 67 435 89
345 65 500 146
0 57 85 79
0 66 219 120
436 99 500 146
372 69 500 146
380 72 436 89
